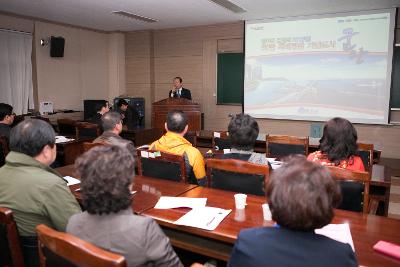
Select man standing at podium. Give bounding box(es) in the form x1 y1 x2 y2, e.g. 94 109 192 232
169 77 192 100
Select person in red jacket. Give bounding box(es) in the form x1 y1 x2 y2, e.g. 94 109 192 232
307 117 365 171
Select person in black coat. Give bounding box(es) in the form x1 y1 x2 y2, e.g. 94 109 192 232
228 156 358 267
169 77 192 100
115 99 140 130
0 103 15 141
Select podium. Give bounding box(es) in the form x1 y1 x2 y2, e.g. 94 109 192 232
152 98 201 131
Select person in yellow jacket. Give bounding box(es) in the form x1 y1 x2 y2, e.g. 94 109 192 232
150 110 206 185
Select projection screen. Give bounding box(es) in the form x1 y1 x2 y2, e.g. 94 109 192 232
244 9 396 124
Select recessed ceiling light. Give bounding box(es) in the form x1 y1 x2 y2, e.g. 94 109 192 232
208 0 246 14
112 11 158 23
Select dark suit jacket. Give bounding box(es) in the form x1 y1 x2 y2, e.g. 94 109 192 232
0 123 11 141
169 88 192 100
228 226 358 267
116 107 140 129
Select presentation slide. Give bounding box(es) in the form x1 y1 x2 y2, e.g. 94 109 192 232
244 10 395 124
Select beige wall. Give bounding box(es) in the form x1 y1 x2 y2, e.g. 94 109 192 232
0 13 125 111
125 22 400 159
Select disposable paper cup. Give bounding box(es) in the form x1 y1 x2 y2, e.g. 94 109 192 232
234 209 246 222
262 203 272 221
234 193 247 209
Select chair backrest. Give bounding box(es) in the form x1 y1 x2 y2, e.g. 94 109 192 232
82 142 105 152
36 224 126 267
0 207 25 267
75 122 101 139
206 158 269 196
57 119 77 136
0 136 9 168
184 131 199 147
136 149 187 183
212 131 231 150
356 142 374 172
326 166 371 213
266 134 309 159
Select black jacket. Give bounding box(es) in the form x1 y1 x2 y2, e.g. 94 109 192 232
169 88 192 100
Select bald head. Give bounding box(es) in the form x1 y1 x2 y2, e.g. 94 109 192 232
166 110 188 134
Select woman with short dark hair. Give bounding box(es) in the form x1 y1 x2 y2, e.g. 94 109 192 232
307 117 365 171
67 145 182 267
228 156 358 267
221 113 269 165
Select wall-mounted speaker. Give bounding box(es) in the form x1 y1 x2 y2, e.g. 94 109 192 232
50 36 65 57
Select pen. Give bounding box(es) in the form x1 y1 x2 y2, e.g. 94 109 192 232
206 216 215 226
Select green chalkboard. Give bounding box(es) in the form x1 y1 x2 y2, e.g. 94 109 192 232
391 47 400 108
217 53 244 105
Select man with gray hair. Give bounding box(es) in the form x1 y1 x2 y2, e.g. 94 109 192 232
93 111 135 154
0 119 81 267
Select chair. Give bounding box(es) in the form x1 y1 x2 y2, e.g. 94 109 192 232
0 136 9 168
57 119 77 136
136 149 188 183
266 134 309 159
75 122 101 139
185 131 199 147
36 224 126 267
326 166 371 213
0 207 25 267
356 142 374 172
82 142 106 152
212 131 231 150
206 158 269 196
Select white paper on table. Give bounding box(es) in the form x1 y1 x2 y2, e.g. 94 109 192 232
315 223 355 251
64 176 81 186
174 206 231 231
55 136 74 143
266 157 282 169
154 197 207 209
213 132 221 138
223 149 231 154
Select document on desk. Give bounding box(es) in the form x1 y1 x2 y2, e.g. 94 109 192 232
55 136 75 143
267 159 283 170
315 223 355 251
63 176 81 186
154 197 207 209
174 206 231 231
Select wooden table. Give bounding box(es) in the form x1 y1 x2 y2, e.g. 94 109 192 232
57 165 198 214
197 147 392 216
56 137 94 165
121 127 163 147
142 186 400 266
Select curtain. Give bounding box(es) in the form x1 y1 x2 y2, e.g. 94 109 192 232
0 30 34 115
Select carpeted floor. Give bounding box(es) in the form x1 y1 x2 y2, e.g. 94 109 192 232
388 176 400 219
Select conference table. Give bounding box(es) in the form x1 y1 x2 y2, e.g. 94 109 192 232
57 165 197 213
57 165 400 266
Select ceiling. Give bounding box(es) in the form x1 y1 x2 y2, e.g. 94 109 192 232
1 0 400 32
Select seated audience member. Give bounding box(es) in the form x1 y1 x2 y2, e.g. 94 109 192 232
0 119 81 267
307 117 365 171
150 110 206 185
89 101 109 125
228 156 358 267
0 103 15 140
221 113 269 165
115 99 140 129
67 145 183 267
93 111 135 154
